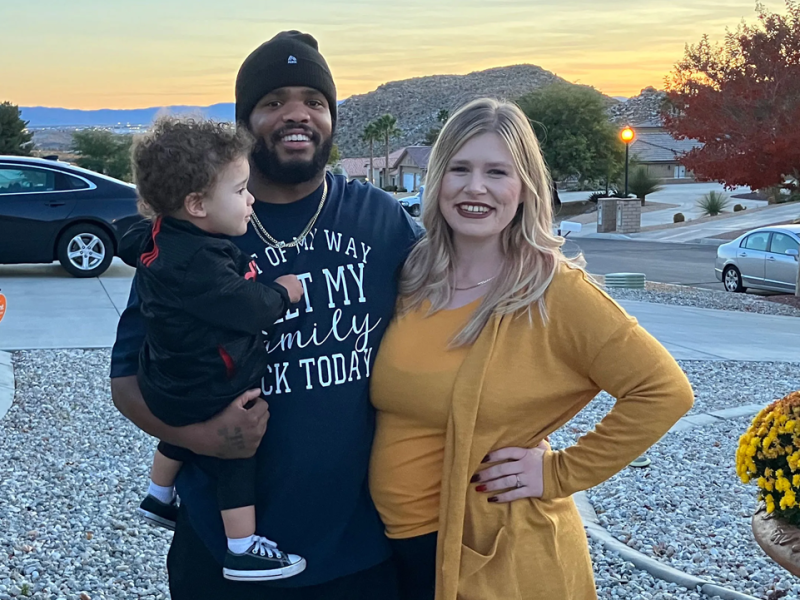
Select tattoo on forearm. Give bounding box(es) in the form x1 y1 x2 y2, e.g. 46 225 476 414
217 426 246 451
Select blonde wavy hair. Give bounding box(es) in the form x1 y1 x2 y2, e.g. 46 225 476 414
399 97 586 346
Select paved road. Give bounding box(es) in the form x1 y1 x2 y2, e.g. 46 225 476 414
565 238 722 289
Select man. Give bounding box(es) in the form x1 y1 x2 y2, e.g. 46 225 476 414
110 31 421 599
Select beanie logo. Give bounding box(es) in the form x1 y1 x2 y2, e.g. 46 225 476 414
287 55 298 64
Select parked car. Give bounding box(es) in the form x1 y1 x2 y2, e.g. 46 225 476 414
715 224 800 293
399 185 423 217
0 156 142 277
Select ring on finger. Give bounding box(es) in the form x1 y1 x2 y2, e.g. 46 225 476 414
515 474 523 489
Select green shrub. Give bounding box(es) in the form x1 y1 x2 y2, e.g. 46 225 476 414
697 191 730 216
382 185 398 192
673 212 685 223
397 187 407 193
628 167 664 201
733 204 746 212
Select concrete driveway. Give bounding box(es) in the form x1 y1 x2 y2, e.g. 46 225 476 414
0 260 797 364
0 259 134 350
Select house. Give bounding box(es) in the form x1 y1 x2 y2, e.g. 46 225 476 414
392 146 432 192
339 146 432 191
628 120 703 183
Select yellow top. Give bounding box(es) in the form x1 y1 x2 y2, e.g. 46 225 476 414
370 299 478 539
371 265 694 600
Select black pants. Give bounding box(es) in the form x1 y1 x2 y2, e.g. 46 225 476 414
158 441 256 511
389 532 437 600
167 504 400 600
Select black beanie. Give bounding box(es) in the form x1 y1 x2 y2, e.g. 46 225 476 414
235 31 337 129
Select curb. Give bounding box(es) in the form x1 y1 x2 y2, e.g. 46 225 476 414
572 405 764 600
575 494 760 600
0 351 13 421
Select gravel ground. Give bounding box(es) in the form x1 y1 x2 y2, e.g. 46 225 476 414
679 361 800 415
589 537 707 600
606 285 800 318
587 416 799 600
3 350 798 599
1 350 171 600
550 361 800 600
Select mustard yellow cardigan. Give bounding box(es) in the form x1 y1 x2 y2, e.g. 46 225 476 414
435 266 694 600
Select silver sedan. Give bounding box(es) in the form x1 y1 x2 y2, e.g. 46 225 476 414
715 224 800 293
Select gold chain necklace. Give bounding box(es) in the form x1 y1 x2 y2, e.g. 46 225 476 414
249 178 328 249
454 276 496 291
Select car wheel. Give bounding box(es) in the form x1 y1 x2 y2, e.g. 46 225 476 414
410 205 421 217
723 266 746 293
57 224 114 278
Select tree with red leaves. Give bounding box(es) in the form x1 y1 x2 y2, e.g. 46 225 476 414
664 1 800 191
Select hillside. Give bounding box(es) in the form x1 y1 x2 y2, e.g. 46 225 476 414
335 64 616 157
608 86 667 125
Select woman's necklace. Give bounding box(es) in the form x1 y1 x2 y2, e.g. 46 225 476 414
454 276 496 291
249 178 328 249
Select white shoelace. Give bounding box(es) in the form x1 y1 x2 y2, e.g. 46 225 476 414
251 536 283 559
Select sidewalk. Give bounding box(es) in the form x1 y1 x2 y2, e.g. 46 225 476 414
0 267 798 362
626 201 800 243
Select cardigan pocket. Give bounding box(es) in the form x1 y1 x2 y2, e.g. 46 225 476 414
459 526 521 600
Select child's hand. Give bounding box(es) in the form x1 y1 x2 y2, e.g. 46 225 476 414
274 274 304 304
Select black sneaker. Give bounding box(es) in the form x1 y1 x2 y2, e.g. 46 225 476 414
223 536 306 581
137 494 179 531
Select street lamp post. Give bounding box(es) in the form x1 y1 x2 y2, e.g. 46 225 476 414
621 126 635 198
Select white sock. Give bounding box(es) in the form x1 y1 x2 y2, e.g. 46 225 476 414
228 535 256 555
148 482 175 504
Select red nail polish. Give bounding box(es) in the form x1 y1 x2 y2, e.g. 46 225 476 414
470 474 480 483
476 485 487 493
488 497 498 503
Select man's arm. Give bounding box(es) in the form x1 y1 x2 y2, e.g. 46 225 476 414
111 375 268 459
110 277 269 459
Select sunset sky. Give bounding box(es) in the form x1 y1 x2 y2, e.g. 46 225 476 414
1 0 774 110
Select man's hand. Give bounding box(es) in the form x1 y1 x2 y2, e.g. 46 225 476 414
112 377 268 460
184 389 269 459
274 274 304 304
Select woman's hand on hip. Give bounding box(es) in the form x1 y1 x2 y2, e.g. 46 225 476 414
471 440 550 503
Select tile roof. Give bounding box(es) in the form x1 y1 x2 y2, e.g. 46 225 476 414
629 132 702 163
402 146 433 169
338 149 406 178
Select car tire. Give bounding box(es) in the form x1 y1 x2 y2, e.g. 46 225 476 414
410 205 421 217
723 266 746 293
57 223 114 278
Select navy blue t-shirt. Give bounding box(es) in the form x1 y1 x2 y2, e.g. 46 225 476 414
110 174 422 587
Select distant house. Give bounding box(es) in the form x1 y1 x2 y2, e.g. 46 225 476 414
339 146 431 191
628 120 702 182
392 146 432 192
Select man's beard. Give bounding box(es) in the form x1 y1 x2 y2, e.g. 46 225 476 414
251 131 333 185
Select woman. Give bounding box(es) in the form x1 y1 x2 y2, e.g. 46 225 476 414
369 98 694 600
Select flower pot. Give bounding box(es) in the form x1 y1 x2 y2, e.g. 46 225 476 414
752 504 800 577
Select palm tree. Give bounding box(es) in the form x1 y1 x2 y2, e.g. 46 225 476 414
360 122 381 184
373 114 402 189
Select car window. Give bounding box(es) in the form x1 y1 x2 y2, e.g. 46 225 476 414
55 172 90 191
0 167 56 194
742 232 770 251
769 232 800 255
